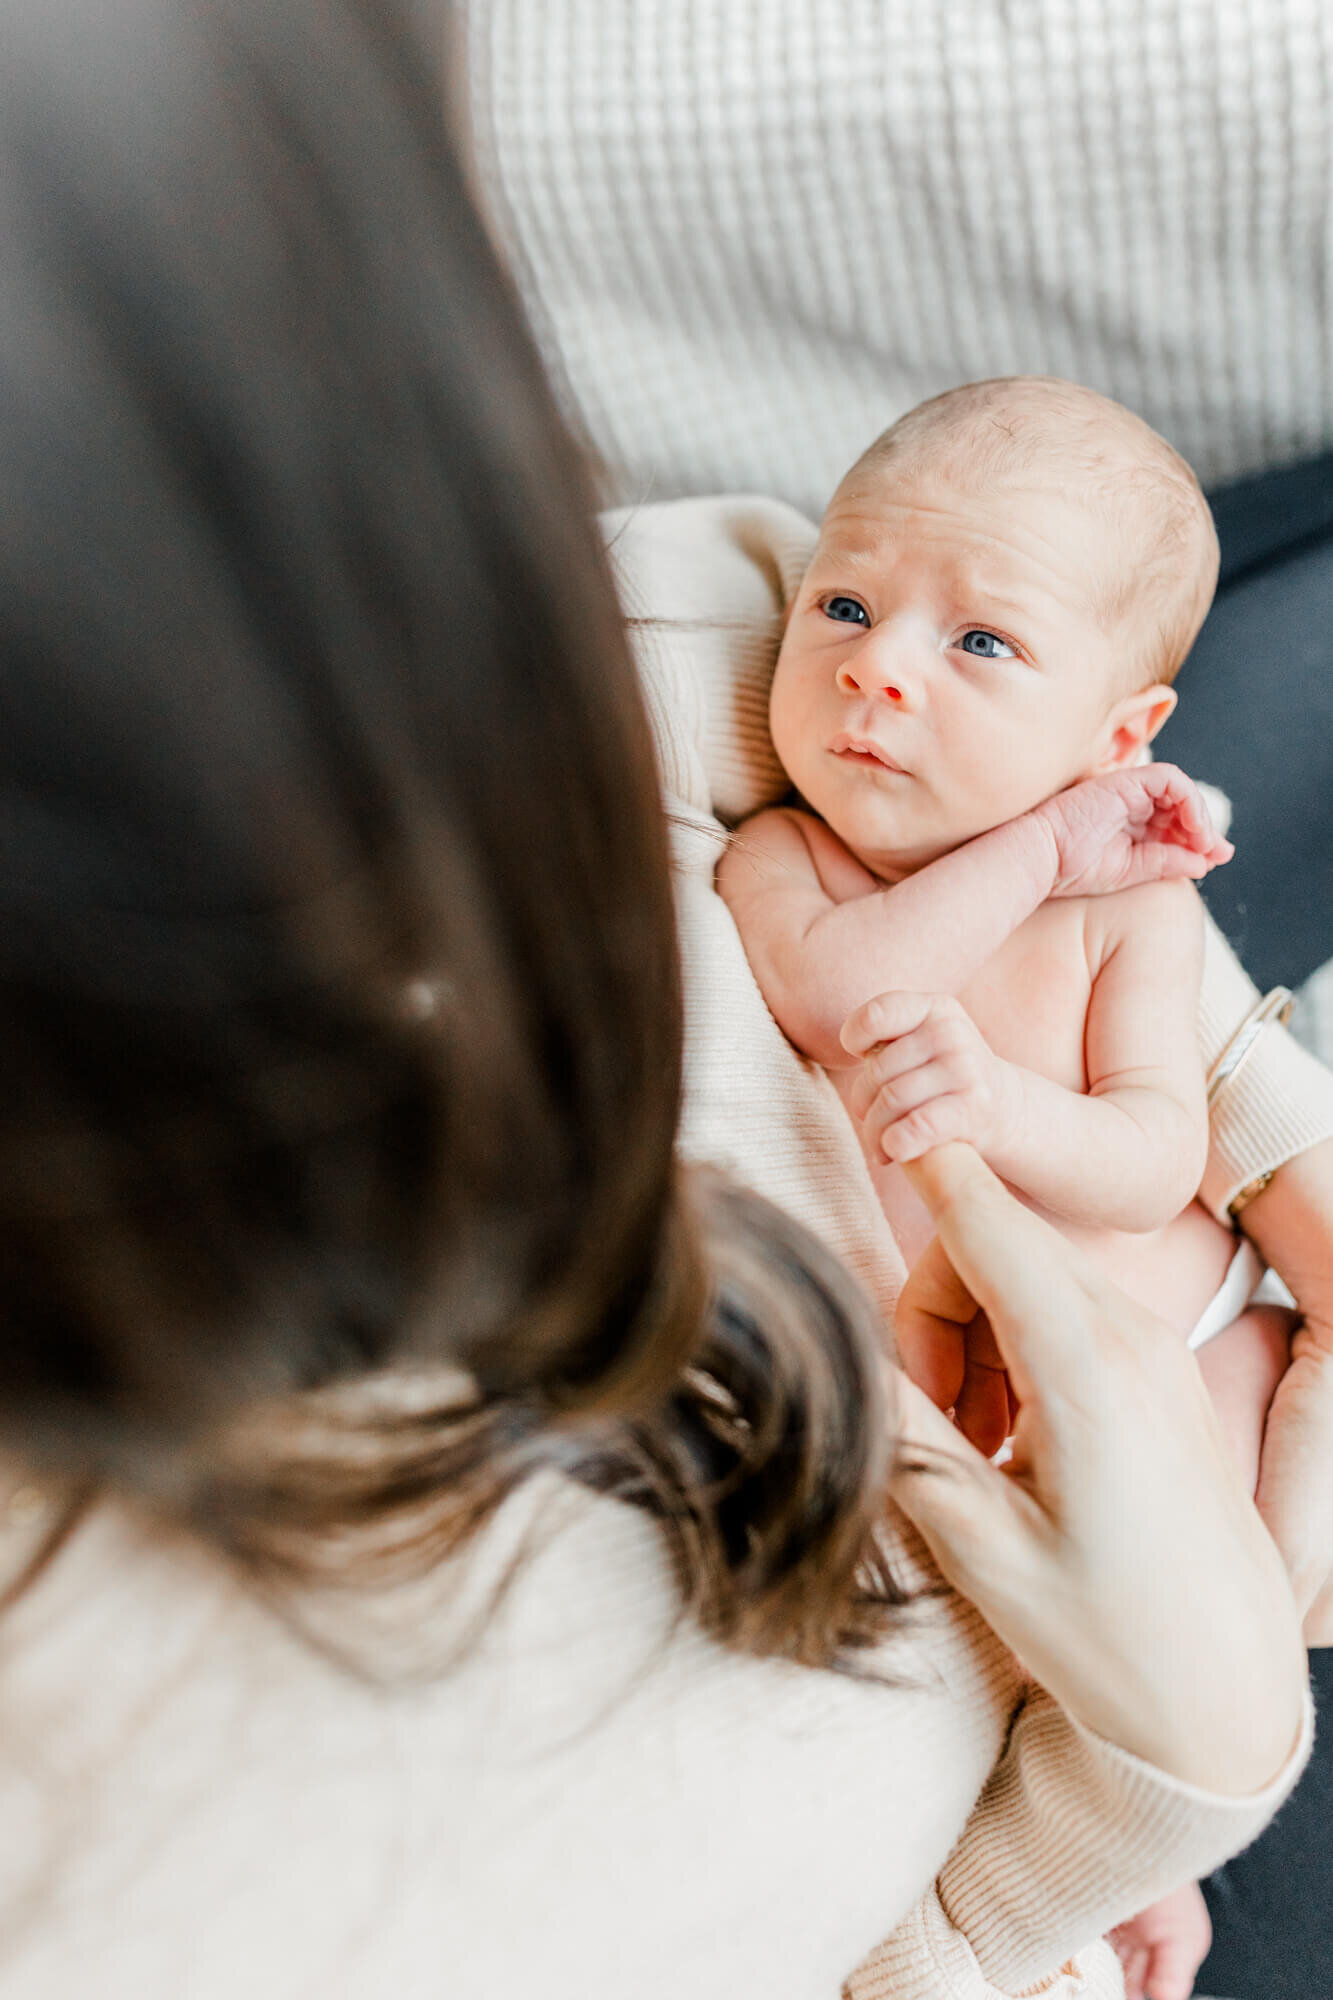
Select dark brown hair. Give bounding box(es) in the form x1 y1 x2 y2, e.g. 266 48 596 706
0 0 906 1669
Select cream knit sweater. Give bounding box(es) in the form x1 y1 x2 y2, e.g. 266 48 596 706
0 494 1323 2000
0 1460 1310 2000
463 0 1333 519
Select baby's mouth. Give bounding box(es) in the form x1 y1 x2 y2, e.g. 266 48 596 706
829 731 907 774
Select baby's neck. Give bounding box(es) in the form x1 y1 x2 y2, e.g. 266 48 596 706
836 825 979 887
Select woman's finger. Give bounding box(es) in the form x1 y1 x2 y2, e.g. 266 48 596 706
1117 1944 1149 2000
900 1145 1098 1407
891 1154 1306 1800
886 1373 1032 1601
1142 1935 1205 2000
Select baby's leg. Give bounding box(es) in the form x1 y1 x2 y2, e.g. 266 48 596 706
1194 1305 1298 1493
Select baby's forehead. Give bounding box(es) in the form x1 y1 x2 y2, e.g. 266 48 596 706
818 466 1118 609
820 381 1219 687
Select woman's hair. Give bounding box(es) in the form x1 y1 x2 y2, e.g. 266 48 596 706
0 0 906 1666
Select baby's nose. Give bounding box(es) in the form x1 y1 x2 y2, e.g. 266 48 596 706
834 632 918 706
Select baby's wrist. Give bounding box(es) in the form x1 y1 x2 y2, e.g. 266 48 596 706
995 804 1062 902
985 1057 1033 1172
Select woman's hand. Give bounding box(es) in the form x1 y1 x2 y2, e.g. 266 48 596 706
1240 1137 1333 1645
887 1144 1307 1795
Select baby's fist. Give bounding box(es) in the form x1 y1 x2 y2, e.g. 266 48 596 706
1037 765 1232 899
1107 1881 1212 2000
843 992 1017 1165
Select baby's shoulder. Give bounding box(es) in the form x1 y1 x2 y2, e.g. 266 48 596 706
1080 876 1205 971
721 806 878 906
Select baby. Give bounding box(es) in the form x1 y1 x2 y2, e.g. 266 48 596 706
718 375 1296 1485
718 376 1299 2000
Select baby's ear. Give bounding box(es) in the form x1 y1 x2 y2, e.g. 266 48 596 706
1094 684 1177 770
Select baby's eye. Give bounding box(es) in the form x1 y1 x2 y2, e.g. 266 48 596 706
956 629 1016 660
822 595 870 627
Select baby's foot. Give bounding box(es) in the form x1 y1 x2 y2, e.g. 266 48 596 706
1106 1880 1212 2000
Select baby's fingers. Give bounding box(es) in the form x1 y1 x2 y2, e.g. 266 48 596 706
847 1030 948 1122
1142 769 1233 863
1127 844 1211 884
841 989 937 1060
1112 835 1218 891
877 1092 976 1162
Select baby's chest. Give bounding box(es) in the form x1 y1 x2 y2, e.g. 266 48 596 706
955 901 1095 1093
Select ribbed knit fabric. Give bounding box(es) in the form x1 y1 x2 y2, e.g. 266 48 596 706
463 1 1333 520
0 1460 1310 2000
1198 915 1333 1215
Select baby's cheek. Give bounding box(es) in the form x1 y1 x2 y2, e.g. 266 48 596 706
766 671 802 760
953 732 1046 821
768 686 816 781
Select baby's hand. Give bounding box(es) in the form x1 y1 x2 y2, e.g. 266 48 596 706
1107 1880 1212 2000
1036 765 1232 899
844 992 1019 1166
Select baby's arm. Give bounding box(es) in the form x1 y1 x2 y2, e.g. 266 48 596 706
718 765 1227 1070
849 880 1209 1231
717 805 1063 1067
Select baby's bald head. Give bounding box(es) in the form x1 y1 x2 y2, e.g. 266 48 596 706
837 377 1219 692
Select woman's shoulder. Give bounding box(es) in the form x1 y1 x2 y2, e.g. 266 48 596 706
0 1470 1015 1999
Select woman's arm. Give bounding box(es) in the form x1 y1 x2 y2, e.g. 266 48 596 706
1237 1140 1333 1642
1196 909 1333 1219
841 1143 1311 1997
884 1145 1306 1795
846 1688 1309 1999
1194 913 1333 1640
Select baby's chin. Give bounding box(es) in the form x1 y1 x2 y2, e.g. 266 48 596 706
829 814 965 883
789 772 940 872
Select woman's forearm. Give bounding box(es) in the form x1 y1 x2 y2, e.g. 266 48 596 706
1197 910 1333 1219
1238 1137 1333 1320
1241 1139 1333 1637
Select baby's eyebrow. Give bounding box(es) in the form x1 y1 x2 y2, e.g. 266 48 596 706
966 588 1032 620
950 561 1046 619
806 541 887 576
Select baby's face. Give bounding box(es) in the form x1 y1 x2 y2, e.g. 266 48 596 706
769 473 1128 878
